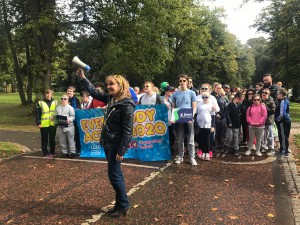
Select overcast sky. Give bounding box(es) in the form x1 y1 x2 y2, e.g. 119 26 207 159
203 0 270 44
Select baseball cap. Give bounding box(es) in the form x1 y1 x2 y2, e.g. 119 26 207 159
164 86 174 92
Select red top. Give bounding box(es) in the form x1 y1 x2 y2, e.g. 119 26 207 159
89 99 106 108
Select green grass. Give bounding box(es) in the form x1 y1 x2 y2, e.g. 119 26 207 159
0 92 64 132
294 135 300 165
0 142 23 158
290 102 300 122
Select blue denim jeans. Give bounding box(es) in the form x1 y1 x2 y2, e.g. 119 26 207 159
105 149 130 210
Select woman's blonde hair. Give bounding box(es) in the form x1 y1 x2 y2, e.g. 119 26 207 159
106 75 131 101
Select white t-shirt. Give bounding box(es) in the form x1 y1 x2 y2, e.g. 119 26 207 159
196 102 214 128
140 93 157 105
196 94 220 115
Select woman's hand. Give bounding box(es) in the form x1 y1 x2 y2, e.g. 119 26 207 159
76 68 85 80
116 154 124 161
210 127 215 132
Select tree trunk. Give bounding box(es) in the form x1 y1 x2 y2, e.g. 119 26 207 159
29 0 56 97
25 44 33 103
2 0 27 105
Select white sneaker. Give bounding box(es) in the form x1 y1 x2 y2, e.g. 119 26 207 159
245 150 251 156
201 153 205 160
252 145 256 151
256 151 262 157
190 158 197 166
175 157 183 164
205 153 210 161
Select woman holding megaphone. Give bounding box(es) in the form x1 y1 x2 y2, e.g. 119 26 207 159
77 68 135 217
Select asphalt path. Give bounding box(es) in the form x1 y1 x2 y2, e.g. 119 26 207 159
0 130 295 225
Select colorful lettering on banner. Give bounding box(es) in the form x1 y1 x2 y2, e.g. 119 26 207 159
127 105 171 161
75 108 106 158
75 105 171 161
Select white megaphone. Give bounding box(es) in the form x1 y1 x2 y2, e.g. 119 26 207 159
72 56 90 71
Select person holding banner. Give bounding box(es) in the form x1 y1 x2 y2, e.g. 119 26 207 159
171 74 197 166
77 69 135 218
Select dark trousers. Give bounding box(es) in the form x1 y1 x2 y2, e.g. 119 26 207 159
74 123 81 154
198 128 211 153
105 149 130 210
215 117 225 146
169 125 175 155
40 126 56 156
276 120 291 153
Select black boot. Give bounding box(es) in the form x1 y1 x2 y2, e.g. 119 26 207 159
107 203 119 214
110 208 129 218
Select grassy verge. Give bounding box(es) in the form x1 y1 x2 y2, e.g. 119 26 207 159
0 142 23 158
294 135 300 163
0 92 64 132
290 102 300 122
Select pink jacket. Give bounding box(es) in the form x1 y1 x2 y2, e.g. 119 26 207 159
246 104 267 127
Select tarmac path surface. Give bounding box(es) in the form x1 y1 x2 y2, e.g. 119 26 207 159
0 129 296 225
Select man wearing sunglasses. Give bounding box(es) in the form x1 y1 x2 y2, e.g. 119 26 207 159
187 78 198 96
171 74 197 165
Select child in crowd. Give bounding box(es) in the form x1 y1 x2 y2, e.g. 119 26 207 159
196 92 216 161
224 92 243 155
275 88 291 157
245 94 267 156
55 94 76 158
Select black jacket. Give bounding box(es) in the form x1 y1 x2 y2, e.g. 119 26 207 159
211 91 226 119
225 102 242 128
81 77 135 156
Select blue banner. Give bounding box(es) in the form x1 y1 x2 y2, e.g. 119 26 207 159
75 105 171 161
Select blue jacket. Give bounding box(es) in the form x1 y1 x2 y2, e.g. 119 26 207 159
275 98 290 122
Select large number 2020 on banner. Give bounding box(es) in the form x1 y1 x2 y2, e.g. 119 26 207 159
75 105 171 161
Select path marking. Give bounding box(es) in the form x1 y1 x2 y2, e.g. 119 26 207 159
81 162 172 224
22 156 161 170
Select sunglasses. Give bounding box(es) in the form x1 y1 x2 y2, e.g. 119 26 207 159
253 99 260 101
179 80 187 83
247 93 254 95
201 87 209 90
202 96 209 99
61 98 68 100
262 92 269 94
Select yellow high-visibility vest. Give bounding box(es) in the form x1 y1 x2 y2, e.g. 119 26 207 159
38 100 57 127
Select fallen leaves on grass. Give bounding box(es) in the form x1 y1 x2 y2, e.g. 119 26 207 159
6 220 14 224
154 218 159 222
169 181 173 185
267 213 275 218
211 208 218 211
177 214 184 217
268 184 275 188
214 196 219 199
133 204 139 208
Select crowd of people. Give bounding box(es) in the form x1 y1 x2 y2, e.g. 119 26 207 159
36 73 291 164
131 73 291 165
35 71 291 217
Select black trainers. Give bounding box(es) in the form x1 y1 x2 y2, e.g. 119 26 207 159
234 150 239 156
69 153 77 158
61 153 69 158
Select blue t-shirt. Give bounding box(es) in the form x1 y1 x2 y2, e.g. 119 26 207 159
171 89 196 108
